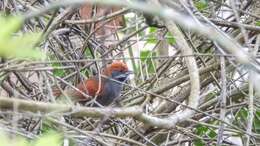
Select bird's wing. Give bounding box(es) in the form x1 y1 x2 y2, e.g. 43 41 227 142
82 77 103 97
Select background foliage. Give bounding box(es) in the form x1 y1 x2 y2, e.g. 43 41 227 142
0 0 260 145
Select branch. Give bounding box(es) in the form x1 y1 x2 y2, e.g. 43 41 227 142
0 97 194 129
0 97 141 118
23 0 260 73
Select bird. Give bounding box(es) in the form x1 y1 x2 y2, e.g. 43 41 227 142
53 61 132 106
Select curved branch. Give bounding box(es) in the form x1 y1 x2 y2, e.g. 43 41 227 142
0 97 196 129
150 0 200 126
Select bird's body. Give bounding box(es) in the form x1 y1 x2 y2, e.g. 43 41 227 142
54 61 131 106
97 76 125 105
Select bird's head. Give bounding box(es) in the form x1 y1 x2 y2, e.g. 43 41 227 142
103 61 132 82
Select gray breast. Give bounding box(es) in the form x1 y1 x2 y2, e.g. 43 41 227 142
96 79 123 106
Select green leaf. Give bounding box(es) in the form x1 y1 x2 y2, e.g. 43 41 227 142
195 125 208 136
149 27 157 33
208 129 217 138
4 33 44 59
140 50 156 73
166 33 176 45
147 27 158 44
256 21 260 26
80 68 91 77
194 139 204 146
237 108 248 121
14 138 29 146
140 50 152 61
0 131 62 146
52 63 66 77
254 119 260 131
254 110 260 133
147 35 157 44
0 15 23 39
34 131 62 146
0 133 10 146
0 132 29 146
195 0 208 11
0 15 44 59
256 110 260 117
84 47 93 58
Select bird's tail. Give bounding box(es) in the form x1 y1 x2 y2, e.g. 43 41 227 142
51 86 63 97
51 85 91 104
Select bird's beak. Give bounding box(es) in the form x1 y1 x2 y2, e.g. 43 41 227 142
124 71 133 81
125 70 133 75
114 70 133 81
